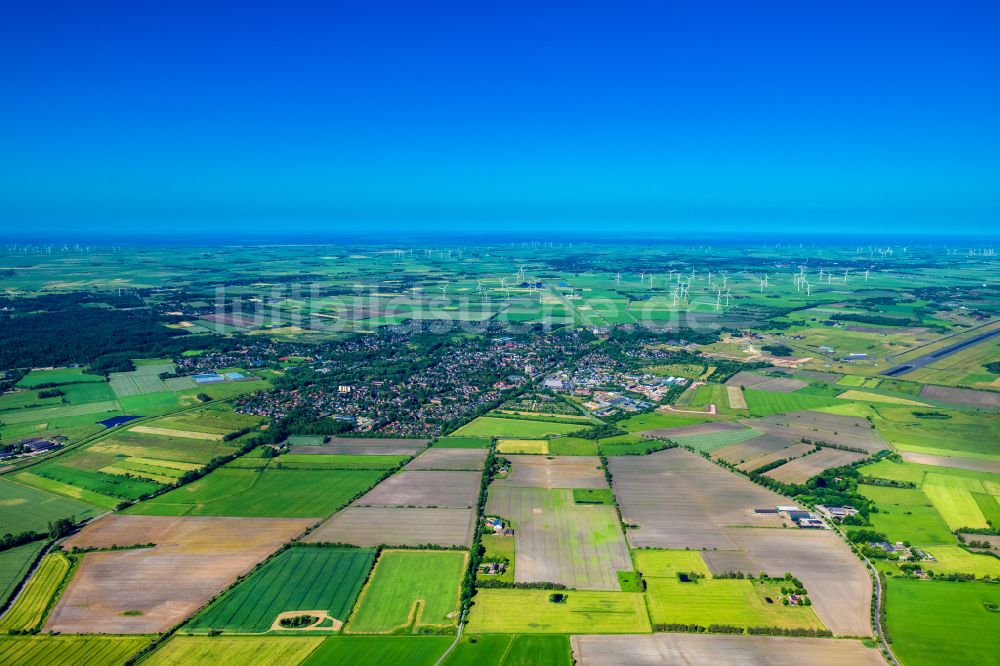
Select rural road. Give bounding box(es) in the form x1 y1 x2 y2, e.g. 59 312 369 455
434 609 466 666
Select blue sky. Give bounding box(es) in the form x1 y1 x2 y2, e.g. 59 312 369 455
1 1 998 235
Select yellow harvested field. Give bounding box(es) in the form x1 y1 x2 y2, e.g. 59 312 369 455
497 439 549 454
726 386 748 409
835 390 930 406
46 515 311 634
129 425 224 440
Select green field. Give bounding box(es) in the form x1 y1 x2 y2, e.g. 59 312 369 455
0 552 70 631
31 462 163 500
188 546 375 633
0 541 47 608
634 549 824 630
743 389 843 417
0 636 149 666
451 417 584 439
0 477 100 534
922 473 996 530
480 534 515 583
886 578 1000 666
15 368 106 388
301 636 453 666
572 488 615 505
874 407 1000 459
444 634 572 666
858 485 954 545
143 636 324 666
618 411 722 432
669 427 762 453
919 545 1000 577
346 550 466 634
127 467 382 518
466 589 651 633
433 437 492 449
547 437 600 455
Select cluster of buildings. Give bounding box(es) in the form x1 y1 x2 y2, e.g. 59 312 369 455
235 330 575 437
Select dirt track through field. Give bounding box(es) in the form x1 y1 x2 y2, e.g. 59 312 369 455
572 633 886 665
46 515 311 634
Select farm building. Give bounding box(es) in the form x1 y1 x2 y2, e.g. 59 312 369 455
192 373 225 384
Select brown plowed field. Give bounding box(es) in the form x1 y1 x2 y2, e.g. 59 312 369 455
736 443 814 472
744 411 887 453
405 447 487 471
571 633 886 665
353 470 480 508
919 384 1000 409
638 420 744 440
493 455 606 489
608 448 787 549
714 433 799 464
764 448 867 484
723 528 872 637
304 506 475 547
46 515 311 634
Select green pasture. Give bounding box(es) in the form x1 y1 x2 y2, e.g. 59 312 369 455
302 636 453 666
886 578 1000 666
466 589 650 634
346 550 465 634
15 368 105 388
444 635 572 666
0 477 99 533
127 467 383 518
858 485 953 545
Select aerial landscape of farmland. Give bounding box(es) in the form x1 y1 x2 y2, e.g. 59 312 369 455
1 236 997 665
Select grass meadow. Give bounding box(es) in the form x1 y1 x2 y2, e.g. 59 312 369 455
346 550 466 634
301 636 453 666
444 634 572 666
465 589 650 633
452 417 583 439
886 578 1000 666
142 636 324 666
0 477 99 533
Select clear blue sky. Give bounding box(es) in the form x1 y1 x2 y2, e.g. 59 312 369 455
2 1 998 235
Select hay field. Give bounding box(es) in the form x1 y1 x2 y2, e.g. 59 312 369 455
726 385 748 409
345 550 465 634
571 634 886 666
0 477 99 534
466 589 650 634
405 447 487 471
836 390 929 406
130 425 224 440
608 448 787 549
0 553 70 632
305 507 475 547
763 448 867 484
142 636 324 666
718 528 872 637
353 471 480 508
493 455 606 489
496 439 549 454
187 546 375 633
0 636 149 666
46 515 311 633
486 486 632 590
